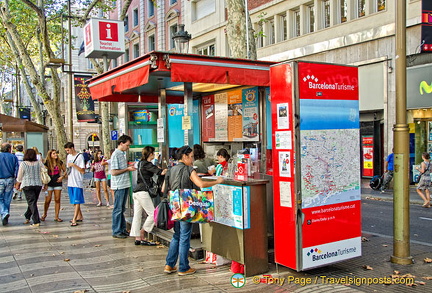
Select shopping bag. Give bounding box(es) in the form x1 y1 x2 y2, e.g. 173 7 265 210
169 189 214 223
154 198 174 230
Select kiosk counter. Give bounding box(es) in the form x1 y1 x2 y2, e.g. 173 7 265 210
201 177 269 277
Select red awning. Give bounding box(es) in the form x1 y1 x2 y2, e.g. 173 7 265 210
88 56 151 100
169 55 272 86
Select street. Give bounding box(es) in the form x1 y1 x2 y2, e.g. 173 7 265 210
362 198 432 246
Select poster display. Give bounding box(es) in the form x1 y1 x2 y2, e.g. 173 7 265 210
214 93 228 141
228 90 243 141
74 75 96 122
271 61 361 271
242 87 259 141
362 136 374 177
202 95 215 141
212 184 250 229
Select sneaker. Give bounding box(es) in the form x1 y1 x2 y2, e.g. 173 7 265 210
2 214 9 226
13 193 17 200
178 268 196 276
141 240 157 246
164 265 177 274
96 202 102 207
30 223 40 228
112 234 127 239
380 189 385 193
17 196 22 201
106 203 110 207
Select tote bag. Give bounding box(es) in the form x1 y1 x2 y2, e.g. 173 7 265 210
168 189 214 223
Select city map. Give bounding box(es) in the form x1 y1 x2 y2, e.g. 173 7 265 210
300 128 361 208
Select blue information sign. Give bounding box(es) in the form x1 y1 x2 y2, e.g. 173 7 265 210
111 130 118 141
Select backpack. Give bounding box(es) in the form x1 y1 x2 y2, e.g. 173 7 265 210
369 175 382 190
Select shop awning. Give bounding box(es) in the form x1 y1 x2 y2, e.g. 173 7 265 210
87 51 275 102
0 114 49 132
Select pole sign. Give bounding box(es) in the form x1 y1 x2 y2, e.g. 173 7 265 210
84 18 125 59
111 130 118 141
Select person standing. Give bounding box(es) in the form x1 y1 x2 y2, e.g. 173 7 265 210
42 149 66 222
380 149 394 192
64 142 85 226
131 146 167 246
215 148 230 176
193 144 215 175
163 146 223 276
15 149 46 227
0 143 19 226
13 145 24 200
91 151 110 207
111 135 136 239
416 152 431 208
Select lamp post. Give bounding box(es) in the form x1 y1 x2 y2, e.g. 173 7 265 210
172 24 191 53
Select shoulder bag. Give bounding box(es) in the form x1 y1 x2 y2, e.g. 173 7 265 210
40 163 50 185
66 153 81 176
134 161 159 198
416 162 430 183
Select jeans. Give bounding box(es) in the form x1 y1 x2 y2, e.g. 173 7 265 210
381 170 394 191
112 188 129 235
0 178 15 220
130 191 155 237
165 221 193 272
23 186 42 224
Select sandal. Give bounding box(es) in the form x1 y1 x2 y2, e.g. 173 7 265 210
54 218 63 222
41 214 46 221
70 222 78 226
422 203 430 208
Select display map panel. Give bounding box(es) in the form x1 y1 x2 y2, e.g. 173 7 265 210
212 184 250 229
300 128 360 208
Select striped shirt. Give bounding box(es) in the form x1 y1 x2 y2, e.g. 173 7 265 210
17 161 46 188
111 149 130 190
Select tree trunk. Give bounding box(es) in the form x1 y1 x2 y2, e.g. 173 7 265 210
100 101 111 158
226 0 257 60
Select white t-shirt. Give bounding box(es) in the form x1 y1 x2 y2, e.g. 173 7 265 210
67 153 85 188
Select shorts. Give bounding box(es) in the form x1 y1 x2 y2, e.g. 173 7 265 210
67 187 85 204
94 178 107 182
47 186 62 191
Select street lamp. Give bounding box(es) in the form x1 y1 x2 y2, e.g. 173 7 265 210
172 24 191 53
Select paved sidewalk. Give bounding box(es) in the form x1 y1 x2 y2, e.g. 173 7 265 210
0 182 431 292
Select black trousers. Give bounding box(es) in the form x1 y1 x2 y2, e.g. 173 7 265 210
23 186 42 224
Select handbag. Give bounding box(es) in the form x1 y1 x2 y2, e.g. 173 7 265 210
134 161 159 198
416 162 430 183
154 198 174 230
40 167 50 185
169 189 214 223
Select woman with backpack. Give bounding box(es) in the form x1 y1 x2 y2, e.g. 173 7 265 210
130 146 167 246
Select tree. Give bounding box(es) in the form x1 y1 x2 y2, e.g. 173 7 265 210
0 0 67 152
226 0 257 60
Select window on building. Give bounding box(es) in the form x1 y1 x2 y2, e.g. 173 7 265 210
293 9 300 37
281 13 287 41
307 4 315 33
268 18 275 45
358 0 366 17
124 16 129 32
148 35 155 51
377 0 386 12
197 43 215 56
133 43 139 58
340 0 347 23
125 49 129 62
169 24 178 49
133 9 139 27
323 0 330 28
256 22 264 48
192 0 215 21
148 0 155 17
170 0 177 4
87 59 94 70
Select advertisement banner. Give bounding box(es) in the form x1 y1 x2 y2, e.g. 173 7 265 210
227 90 243 141
421 1 432 52
362 136 374 177
242 87 259 141
202 95 215 141
74 75 96 122
214 92 228 141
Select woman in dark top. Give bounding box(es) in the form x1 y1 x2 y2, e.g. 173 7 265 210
130 146 167 246
163 145 223 276
41 149 66 222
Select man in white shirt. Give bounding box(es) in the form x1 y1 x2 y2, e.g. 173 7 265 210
64 142 85 226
